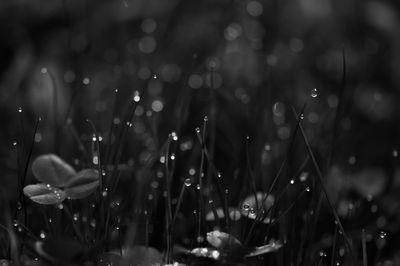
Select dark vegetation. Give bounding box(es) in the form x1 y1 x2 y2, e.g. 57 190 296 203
1 0 400 265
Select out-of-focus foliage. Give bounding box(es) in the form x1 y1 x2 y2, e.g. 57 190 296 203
1 0 400 265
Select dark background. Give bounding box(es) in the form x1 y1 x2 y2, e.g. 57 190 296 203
1 0 400 265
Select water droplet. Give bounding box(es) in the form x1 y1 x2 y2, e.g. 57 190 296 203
310 88 318 98
82 77 90 85
102 189 108 197
160 156 166 164
48 218 52 223
73 213 79 221
133 91 140 102
195 127 200 134
196 184 200 190
18 107 22 113
299 172 309 182
90 219 96 228
39 230 46 239
92 155 99 165
12 141 17 146
57 204 64 210
300 113 304 120
189 168 196 175
153 74 157 79
217 172 222 178
319 251 327 257
170 153 175 160
306 186 310 192
171 131 178 141
184 178 192 187
290 179 295 185
379 231 387 239
13 220 18 227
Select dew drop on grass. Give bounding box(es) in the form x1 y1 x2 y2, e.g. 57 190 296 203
189 168 196 175
90 219 96 228
379 231 387 239
184 178 192 187
310 88 318 98
39 230 46 239
12 141 17 146
306 186 310 192
13 220 18 227
159 156 166 164
93 155 99 165
18 107 22 113
300 113 304 120
170 153 175 160
102 188 108 197
133 91 140 102
73 213 79 221
195 127 200 134
153 74 157 79
48 218 52 223
196 184 200 190
171 131 178 141
290 179 295 185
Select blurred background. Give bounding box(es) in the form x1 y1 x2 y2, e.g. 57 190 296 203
1 0 400 264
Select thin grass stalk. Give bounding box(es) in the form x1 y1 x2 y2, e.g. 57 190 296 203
291 107 354 256
245 104 307 244
330 223 338 266
361 229 367 266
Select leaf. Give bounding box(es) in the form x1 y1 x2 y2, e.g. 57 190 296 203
244 241 283 257
64 169 99 199
121 245 162 266
23 184 66 205
32 154 76 187
206 230 242 251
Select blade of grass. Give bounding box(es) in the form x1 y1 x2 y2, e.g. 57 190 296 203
330 223 338 266
291 106 354 256
361 229 367 266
